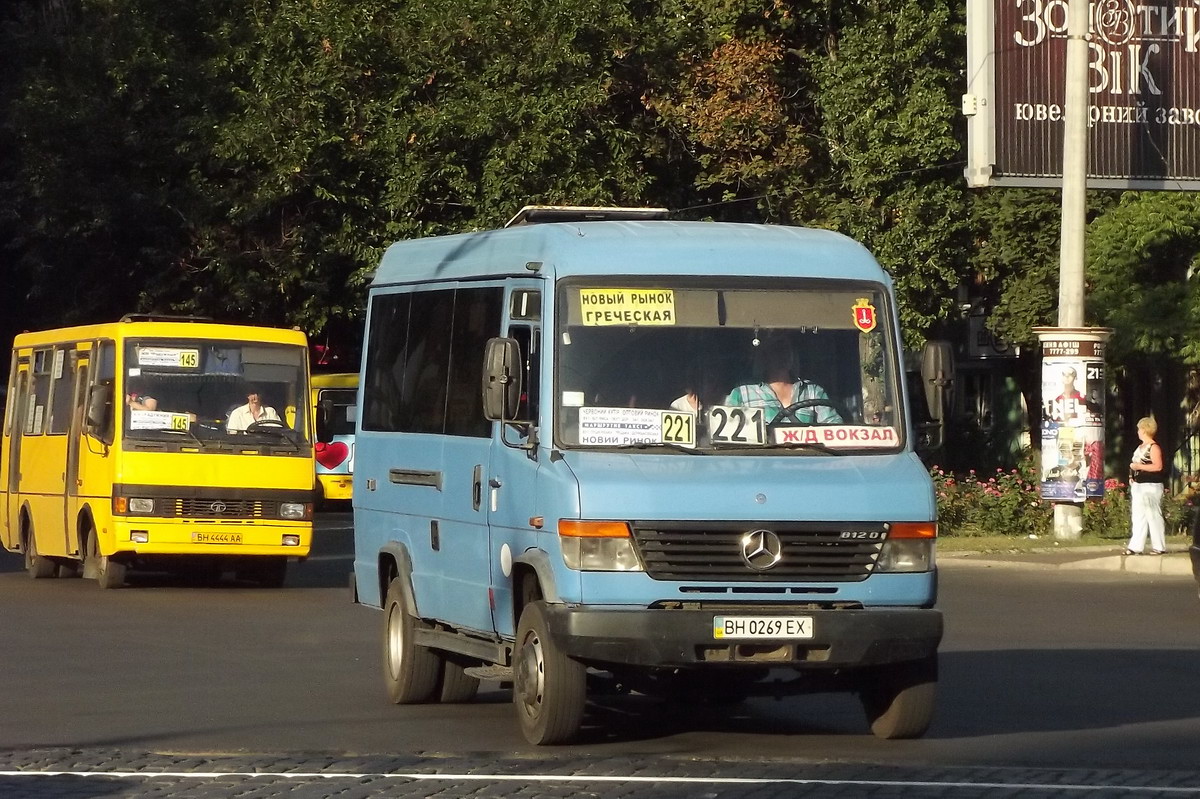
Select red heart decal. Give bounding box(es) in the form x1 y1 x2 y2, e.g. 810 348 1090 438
315 441 350 470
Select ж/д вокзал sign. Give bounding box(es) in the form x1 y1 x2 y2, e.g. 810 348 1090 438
965 0 1200 189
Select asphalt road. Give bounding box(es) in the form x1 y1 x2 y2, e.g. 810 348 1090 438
2 512 1200 796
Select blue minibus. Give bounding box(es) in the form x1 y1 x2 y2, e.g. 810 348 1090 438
352 207 942 744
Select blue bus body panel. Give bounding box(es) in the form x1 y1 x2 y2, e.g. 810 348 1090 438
554 450 936 607
372 222 890 286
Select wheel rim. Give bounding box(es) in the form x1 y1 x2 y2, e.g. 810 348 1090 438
516 630 546 717
386 601 404 681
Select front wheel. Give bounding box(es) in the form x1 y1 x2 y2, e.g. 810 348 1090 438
84 529 127 589
382 576 440 703
859 655 937 739
513 600 586 745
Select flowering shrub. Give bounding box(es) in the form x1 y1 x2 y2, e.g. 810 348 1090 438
931 464 1051 538
931 456 1195 540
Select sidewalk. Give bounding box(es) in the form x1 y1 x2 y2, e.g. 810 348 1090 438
939 544 1196 576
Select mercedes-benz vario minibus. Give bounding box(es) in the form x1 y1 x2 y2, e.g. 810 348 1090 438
352 208 942 744
1 316 314 588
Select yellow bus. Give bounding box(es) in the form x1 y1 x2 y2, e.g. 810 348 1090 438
313 372 357 504
0 315 315 588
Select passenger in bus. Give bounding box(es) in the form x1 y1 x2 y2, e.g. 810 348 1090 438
724 336 842 424
227 386 281 432
126 389 158 411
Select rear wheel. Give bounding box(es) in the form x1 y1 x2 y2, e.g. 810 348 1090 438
513 600 586 745
84 528 127 589
383 576 440 703
24 526 57 579
860 655 937 739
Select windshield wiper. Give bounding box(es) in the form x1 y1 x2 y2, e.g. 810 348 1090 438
615 442 708 455
155 427 206 447
754 441 842 454
240 426 304 451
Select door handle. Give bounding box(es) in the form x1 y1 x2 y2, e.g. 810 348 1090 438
472 464 483 511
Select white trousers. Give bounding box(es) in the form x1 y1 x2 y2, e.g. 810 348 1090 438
1127 481 1166 553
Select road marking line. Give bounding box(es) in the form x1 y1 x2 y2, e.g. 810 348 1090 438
0 771 1198 792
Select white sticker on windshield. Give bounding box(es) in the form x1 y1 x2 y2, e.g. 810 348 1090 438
578 406 664 446
138 347 200 369
561 391 585 408
129 410 177 430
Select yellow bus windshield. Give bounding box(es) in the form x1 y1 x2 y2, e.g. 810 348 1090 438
123 338 309 450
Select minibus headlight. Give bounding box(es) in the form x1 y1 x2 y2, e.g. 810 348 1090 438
876 522 936 573
128 498 155 515
558 521 644 572
279 502 309 520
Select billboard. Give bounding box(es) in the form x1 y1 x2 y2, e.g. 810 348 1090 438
965 0 1200 189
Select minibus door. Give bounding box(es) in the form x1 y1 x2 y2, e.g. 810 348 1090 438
63 348 89 556
484 293 543 639
2 365 30 549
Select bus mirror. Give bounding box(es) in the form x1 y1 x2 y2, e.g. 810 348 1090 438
482 337 522 422
86 383 113 438
316 398 334 443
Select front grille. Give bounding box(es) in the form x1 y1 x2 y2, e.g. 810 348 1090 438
631 521 886 582
165 498 272 519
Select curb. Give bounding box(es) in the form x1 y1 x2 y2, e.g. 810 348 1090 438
940 552 1193 576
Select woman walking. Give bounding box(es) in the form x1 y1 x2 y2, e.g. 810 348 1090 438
1125 416 1167 555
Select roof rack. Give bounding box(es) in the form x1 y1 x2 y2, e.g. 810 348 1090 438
120 314 213 323
504 205 670 228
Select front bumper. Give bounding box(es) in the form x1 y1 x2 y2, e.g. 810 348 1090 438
110 518 312 558
542 605 942 669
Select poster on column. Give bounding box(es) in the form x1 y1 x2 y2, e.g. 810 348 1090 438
1040 357 1105 500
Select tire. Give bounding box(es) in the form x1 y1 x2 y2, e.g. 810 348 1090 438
84 528 127 589
24 526 58 579
860 655 937 740
438 658 481 703
513 600 586 745
383 576 440 703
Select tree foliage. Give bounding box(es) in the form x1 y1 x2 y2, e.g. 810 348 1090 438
3 0 1200 375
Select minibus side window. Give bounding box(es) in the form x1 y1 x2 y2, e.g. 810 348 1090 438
362 293 412 431
27 349 51 435
89 341 116 442
3 355 17 436
444 287 503 437
48 346 74 434
404 290 455 434
508 325 540 423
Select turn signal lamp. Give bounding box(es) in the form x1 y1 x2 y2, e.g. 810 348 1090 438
558 520 642 571
876 521 937 572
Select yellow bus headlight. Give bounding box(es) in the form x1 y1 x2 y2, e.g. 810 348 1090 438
280 502 310 520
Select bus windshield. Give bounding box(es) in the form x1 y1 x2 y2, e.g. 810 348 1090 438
554 278 903 453
123 339 309 448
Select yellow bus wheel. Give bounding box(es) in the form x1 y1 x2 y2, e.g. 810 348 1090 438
84 528 127 589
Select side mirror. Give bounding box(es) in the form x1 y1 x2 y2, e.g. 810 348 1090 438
316 398 334 443
86 383 114 441
482 337 523 422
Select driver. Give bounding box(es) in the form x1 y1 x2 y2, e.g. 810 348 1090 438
226 385 282 432
724 335 842 425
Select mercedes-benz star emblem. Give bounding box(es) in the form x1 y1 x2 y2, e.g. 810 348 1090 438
210 501 228 514
740 529 782 571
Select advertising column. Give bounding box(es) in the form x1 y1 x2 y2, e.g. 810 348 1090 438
1034 328 1112 503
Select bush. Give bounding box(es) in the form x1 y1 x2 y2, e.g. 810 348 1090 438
931 454 1192 540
